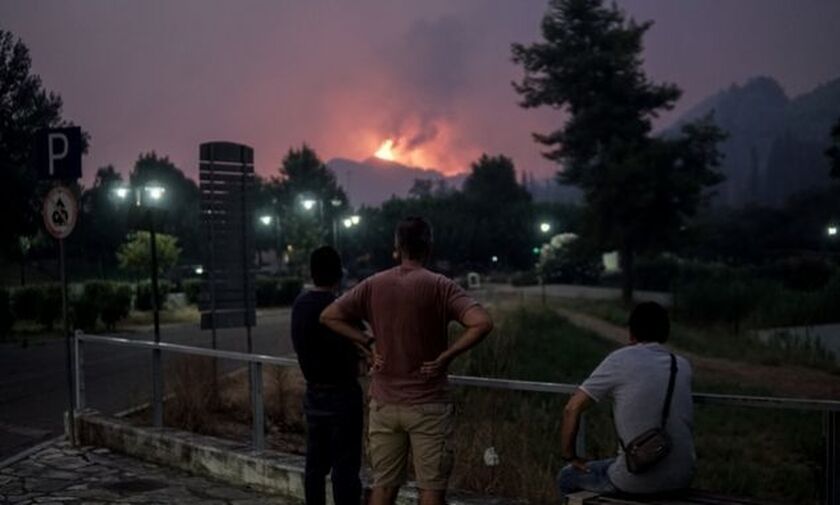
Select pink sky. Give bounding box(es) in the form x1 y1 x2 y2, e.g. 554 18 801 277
3 0 840 183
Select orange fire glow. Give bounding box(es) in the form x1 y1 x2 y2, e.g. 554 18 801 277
374 139 396 161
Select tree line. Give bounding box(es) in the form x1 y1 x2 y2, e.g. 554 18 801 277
3 0 840 302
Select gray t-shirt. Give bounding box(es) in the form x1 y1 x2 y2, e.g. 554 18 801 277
580 343 695 494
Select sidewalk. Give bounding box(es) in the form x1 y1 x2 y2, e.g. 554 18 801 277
0 439 295 504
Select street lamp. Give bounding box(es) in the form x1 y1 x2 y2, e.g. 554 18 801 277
259 215 273 226
540 222 552 234
829 225 838 237
112 181 167 427
301 199 317 211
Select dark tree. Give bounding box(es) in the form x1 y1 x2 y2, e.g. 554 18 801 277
129 152 201 263
512 0 724 302
0 30 87 260
827 117 840 179
270 145 348 270
77 166 129 277
462 154 535 269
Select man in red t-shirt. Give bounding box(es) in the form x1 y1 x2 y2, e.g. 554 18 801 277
321 216 493 505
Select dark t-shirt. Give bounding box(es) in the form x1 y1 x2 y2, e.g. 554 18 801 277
291 290 359 387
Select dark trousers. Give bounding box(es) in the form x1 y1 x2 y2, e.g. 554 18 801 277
303 382 363 505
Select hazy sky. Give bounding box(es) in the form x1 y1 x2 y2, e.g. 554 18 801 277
3 0 840 183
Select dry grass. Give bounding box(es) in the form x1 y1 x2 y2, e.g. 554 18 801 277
164 355 220 432
265 366 306 433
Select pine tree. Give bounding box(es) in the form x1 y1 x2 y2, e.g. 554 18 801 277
512 0 724 302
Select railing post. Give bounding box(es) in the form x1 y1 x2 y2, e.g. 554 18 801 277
827 411 838 505
152 347 163 427
251 361 264 451
576 412 587 457
74 331 85 410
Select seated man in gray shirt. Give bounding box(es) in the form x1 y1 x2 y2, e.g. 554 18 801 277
558 302 695 498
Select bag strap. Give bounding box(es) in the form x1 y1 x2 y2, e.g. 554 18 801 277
618 352 678 452
660 353 678 428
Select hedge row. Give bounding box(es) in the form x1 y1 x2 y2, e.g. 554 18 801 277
2 280 176 334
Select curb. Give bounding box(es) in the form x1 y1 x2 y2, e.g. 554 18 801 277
0 434 65 470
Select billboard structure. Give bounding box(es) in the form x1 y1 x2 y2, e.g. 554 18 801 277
198 142 257 347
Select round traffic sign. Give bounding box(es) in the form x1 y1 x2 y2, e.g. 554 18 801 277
42 185 78 239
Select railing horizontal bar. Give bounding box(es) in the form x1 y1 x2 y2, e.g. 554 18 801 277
449 374 840 411
449 375 579 395
77 334 298 367
77 333 840 412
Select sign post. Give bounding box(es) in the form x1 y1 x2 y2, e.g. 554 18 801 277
37 126 83 445
42 185 79 444
198 142 260 449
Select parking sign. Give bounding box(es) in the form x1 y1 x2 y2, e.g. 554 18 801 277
36 127 83 180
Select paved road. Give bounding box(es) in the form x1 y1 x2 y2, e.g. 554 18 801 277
0 309 293 460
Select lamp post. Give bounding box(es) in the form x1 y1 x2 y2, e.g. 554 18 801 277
258 213 283 271
300 196 343 246
113 182 166 427
336 214 361 252
537 221 552 306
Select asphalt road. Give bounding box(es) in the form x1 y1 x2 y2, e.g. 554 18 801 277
0 308 293 461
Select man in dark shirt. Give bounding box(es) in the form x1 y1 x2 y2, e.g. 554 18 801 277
291 246 365 505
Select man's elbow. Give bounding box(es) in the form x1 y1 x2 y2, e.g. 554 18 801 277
467 316 493 337
319 308 337 327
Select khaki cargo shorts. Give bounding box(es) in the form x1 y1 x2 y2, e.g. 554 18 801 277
367 399 455 490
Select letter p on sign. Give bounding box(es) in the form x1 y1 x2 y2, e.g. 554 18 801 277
48 133 70 176
36 127 82 181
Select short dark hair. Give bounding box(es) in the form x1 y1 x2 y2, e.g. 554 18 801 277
395 216 433 261
628 302 670 343
310 246 342 287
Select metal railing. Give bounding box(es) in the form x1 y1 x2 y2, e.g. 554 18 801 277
72 331 840 504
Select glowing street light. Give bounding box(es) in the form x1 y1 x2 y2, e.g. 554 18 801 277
145 185 165 201
301 199 317 211
343 218 353 228
829 225 838 237
114 186 130 200
539 222 552 234
259 215 273 226
194 265 204 275
491 255 499 263
110 181 168 428
351 215 361 225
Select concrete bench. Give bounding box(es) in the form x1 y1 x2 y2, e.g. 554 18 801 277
566 490 780 505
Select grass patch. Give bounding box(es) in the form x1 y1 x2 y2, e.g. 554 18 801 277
120 306 199 328
450 304 824 504
559 298 839 373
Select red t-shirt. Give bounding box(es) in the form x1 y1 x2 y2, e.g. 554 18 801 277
332 265 479 404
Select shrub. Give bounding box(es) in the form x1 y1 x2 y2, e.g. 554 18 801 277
256 277 303 307
0 288 13 339
756 256 835 292
101 283 133 330
277 277 303 306
673 276 774 333
11 285 43 321
135 280 172 311
36 285 62 330
510 271 538 286
71 296 99 332
255 277 278 307
182 279 202 305
633 255 681 291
